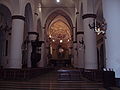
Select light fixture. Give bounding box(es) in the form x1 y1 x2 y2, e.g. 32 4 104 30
60 40 63 43
56 0 60 3
52 39 55 42
49 35 52 38
38 3 41 13
89 18 107 35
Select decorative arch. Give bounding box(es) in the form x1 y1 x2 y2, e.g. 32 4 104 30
0 2 12 14
0 4 12 68
0 4 12 28
44 10 73 62
24 3 33 32
45 10 73 32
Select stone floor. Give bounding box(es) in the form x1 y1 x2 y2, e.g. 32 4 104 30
0 70 119 90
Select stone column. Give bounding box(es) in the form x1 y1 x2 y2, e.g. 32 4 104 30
37 42 45 67
102 0 120 78
73 41 78 67
27 32 38 68
72 25 78 67
77 33 85 68
82 14 97 69
8 15 25 68
37 26 45 67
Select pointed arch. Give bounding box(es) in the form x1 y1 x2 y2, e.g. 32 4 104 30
45 10 73 32
0 4 12 68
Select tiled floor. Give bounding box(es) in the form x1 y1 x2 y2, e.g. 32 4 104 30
0 70 119 90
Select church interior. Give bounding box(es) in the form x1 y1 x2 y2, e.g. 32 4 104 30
0 0 120 90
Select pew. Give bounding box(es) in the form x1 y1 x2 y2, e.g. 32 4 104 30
0 67 52 80
83 69 116 87
83 69 103 82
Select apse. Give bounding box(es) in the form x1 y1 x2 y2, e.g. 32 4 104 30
47 15 72 59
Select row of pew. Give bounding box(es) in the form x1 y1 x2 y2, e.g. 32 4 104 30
83 69 116 87
0 67 52 80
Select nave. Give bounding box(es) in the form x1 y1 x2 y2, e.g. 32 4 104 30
0 69 118 90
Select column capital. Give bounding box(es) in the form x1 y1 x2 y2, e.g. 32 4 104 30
82 14 96 19
12 15 25 21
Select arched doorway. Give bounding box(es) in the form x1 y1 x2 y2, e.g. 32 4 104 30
45 11 73 68
0 4 12 68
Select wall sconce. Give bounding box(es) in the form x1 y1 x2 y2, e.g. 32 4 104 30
89 19 107 35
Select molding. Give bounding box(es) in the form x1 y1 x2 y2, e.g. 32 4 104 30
82 14 96 19
77 31 84 35
28 32 39 36
12 15 25 21
73 41 77 43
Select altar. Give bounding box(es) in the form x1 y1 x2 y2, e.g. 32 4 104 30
49 59 71 67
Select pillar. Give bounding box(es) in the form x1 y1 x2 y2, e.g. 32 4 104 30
77 33 85 68
76 1 85 68
37 27 45 67
27 32 38 68
102 0 120 78
72 25 78 67
73 41 78 67
82 14 97 69
37 42 45 67
34 13 38 32
8 15 25 68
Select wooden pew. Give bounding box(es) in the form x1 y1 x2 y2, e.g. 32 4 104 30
83 69 103 82
0 67 52 80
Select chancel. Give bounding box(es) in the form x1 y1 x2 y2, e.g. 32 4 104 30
0 0 120 90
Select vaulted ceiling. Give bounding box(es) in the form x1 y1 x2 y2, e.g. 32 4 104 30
47 15 72 49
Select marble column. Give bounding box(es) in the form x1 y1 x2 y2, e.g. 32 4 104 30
82 14 97 69
102 0 120 78
8 15 25 68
